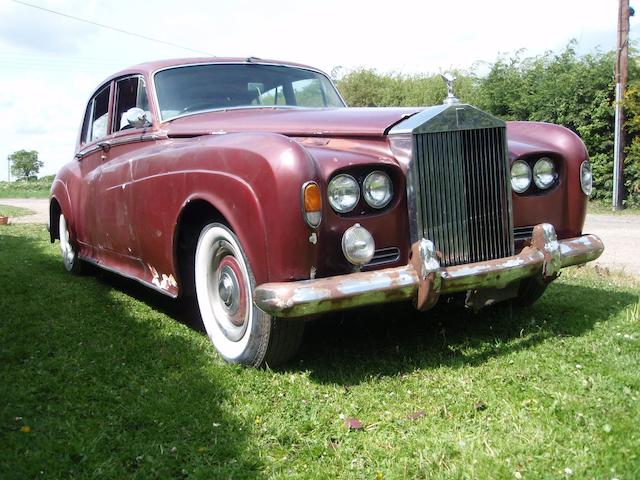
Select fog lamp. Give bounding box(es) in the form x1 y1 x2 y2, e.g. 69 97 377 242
341 224 375 266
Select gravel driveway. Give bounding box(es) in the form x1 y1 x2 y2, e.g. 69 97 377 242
1 198 638 276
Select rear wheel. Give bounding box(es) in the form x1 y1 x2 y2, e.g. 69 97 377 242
58 213 83 274
194 223 303 367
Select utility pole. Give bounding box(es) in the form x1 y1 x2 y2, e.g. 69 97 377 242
613 0 632 210
6 155 10 183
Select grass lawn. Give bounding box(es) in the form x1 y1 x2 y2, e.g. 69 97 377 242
1 224 639 479
0 204 35 218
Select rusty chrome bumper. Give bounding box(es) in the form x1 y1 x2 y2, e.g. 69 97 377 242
254 224 604 318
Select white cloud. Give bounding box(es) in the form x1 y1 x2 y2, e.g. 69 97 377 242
0 0 635 180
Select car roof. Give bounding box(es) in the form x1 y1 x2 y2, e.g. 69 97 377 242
105 57 325 82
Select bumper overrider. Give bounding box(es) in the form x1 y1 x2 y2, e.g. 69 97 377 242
254 224 604 318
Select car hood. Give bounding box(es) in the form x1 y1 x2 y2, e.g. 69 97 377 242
163 107 423 138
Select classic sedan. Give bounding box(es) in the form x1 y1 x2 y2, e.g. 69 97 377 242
50 57 603 367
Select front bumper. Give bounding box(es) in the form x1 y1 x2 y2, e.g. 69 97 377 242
254 223 604 318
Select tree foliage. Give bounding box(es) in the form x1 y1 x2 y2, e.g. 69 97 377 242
9 150 43 180
336 43 640 206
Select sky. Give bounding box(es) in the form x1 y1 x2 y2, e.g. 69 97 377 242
0 0 638 180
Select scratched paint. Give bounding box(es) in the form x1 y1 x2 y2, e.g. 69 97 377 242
149 264 178 291
254 230 605 317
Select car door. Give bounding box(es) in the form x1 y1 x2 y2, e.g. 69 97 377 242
90 75 153 270
75 82 113 257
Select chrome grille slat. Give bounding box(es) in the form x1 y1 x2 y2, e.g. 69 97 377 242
414 127 513 267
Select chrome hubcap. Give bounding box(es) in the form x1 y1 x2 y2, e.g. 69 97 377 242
209 242 249 341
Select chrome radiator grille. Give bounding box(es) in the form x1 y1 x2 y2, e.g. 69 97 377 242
413 127 513 266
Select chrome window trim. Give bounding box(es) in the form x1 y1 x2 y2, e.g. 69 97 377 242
75 132 167 159
151 61 347 122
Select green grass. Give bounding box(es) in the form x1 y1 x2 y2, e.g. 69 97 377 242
0 204 35 218
1 224 639 479
588 200 640 215
0 177 53 199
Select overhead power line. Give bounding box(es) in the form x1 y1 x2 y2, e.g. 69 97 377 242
11 0 214 56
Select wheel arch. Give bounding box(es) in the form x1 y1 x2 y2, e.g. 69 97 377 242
172 193 268 299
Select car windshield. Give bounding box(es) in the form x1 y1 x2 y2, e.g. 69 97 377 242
154 63 345 120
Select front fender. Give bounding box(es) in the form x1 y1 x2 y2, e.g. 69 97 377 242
129 132 321 287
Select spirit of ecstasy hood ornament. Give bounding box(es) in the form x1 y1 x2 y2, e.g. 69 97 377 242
440 73 460 105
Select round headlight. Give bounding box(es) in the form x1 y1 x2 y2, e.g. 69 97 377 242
341 224 375 266
363 171 393 209
328 174 360 213
511 160 532 194
533 157 557 189
580 160 593 196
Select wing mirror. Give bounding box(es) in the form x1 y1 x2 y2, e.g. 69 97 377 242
123 107 150 129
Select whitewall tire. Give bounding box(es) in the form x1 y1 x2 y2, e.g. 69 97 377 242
194 223 303 367
59 213 83 274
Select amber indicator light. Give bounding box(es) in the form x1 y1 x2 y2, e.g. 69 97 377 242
303 183 321 212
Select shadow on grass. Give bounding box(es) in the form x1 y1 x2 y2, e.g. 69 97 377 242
291 279 638 385
79 233 638 389
0 229 261 479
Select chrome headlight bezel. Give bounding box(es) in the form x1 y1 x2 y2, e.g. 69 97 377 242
580 160 593 196
533 157 557 190
510 160 532 194
362 171 393 209
327 174 360 213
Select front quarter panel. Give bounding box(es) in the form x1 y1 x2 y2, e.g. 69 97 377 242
507 121 589 239
125 132 320 291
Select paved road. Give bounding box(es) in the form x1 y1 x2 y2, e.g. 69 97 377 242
0 198 49 225
1 198 638 275
584 214 640 276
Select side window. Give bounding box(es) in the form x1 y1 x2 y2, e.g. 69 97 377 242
113 76 151 131
292 79 326 107
88 86 110 142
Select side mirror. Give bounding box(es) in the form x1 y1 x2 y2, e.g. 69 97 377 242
123 107 150 129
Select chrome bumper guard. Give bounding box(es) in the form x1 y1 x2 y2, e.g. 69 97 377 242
254 224 604 318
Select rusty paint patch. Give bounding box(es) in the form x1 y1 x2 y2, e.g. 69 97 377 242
149 264 178 291
254 228 605 318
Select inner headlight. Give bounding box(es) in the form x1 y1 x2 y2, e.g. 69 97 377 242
511 160 532 194
363 171 393 209
533 157 557 189
580 160 593 196
328 174 360 213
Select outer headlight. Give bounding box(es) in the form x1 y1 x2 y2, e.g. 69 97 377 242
328 174 360 213
511 160 532 194
363 171 393 209
533 157 557 189
580 161 593 196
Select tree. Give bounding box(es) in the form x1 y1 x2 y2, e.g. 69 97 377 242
9 150 43 180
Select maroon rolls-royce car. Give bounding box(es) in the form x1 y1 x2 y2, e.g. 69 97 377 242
50 57 603 367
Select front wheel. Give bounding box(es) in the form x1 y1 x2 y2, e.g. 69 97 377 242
194 223 303 367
